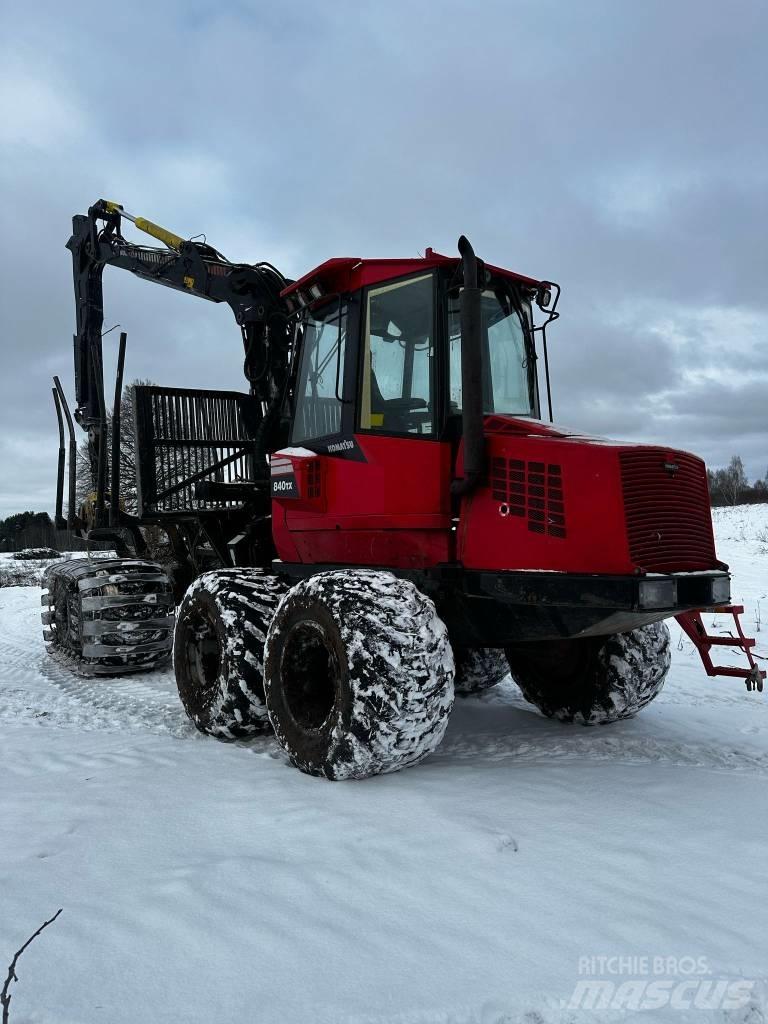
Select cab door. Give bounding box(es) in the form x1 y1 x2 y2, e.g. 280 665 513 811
275 273 453 568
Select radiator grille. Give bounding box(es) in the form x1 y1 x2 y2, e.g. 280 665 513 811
491 458 566 538
620 449 716 571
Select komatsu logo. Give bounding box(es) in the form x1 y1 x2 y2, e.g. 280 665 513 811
326 439 355 453
316 436 366 461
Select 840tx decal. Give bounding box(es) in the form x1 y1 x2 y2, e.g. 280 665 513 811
271 474 298 497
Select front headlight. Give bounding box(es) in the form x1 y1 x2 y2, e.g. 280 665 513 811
710 575 730 605
638 578 678 609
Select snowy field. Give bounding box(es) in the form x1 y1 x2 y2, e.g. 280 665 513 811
1 507 766 1023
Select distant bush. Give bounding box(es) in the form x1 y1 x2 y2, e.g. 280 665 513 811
0 564 45 588
13 548 62 561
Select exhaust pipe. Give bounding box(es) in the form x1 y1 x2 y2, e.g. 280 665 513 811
451 235 485 496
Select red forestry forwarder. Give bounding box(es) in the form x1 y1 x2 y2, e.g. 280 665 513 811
43 201 764 779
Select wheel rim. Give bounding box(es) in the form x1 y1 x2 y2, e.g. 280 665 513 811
279 621 339 732
183 609 221 692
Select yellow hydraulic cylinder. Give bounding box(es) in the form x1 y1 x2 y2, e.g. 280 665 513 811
132 217 184 251
101 201 184 251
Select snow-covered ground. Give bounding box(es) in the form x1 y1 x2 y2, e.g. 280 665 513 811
1 508 766 1023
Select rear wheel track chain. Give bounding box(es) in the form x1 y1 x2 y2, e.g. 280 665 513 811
41 558 175 677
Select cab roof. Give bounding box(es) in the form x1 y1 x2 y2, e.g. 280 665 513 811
280 248 543 303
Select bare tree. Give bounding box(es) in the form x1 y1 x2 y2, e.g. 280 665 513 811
722 454 748 506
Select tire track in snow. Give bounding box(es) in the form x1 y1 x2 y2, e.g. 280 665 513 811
38 654 193 737
436 725 768 776
2 736 192 778
0 667 192 738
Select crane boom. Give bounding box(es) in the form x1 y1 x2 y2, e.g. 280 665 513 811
66 199 291 431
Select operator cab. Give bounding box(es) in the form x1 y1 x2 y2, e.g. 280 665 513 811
283 251 550 447
271 249 558 571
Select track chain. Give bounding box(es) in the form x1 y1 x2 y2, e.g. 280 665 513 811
41 557 175 677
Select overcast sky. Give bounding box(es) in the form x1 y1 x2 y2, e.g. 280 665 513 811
0 0 765 519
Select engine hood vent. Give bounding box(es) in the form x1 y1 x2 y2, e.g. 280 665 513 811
491 457 567 538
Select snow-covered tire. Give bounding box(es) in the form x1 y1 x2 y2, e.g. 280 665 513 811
41 558 174 676
264 570 455 780
174 568 288 739
453 647 508 695
506 621 671 724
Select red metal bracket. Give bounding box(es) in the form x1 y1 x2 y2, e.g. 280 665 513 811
676 606 765 692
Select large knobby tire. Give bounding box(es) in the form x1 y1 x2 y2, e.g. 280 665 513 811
41 557 174 676
453 647 509 695
264 570 455 780
506 621 671 724
174 568 288 739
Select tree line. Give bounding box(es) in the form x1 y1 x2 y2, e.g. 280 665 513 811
707 455 768 507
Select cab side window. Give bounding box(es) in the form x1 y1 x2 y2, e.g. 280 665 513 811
292 303 347 442
360 274 434 435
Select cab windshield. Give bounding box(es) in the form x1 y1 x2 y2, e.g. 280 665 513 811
448 288 537 417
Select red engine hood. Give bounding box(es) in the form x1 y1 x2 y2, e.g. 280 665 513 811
457 417 717 575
